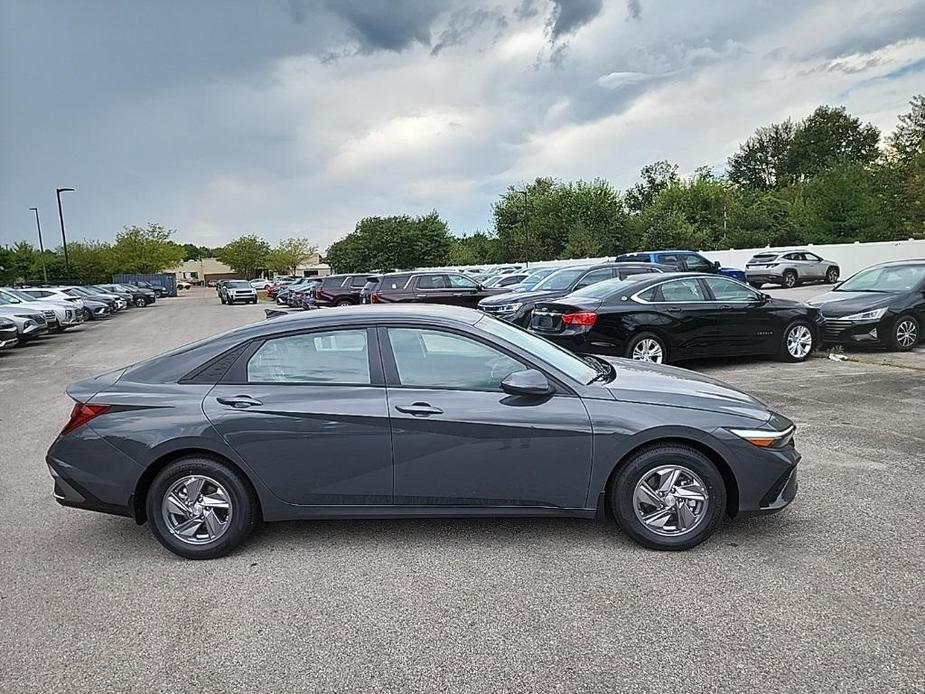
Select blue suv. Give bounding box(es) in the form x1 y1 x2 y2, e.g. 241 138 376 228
614 250 746 283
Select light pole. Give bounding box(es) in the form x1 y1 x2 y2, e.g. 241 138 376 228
56 187 75 279
28 207 48 283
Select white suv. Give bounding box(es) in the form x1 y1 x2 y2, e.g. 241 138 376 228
0 287 82 332
220 280 258 305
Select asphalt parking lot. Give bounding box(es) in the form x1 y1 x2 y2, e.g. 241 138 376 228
1 287 923 693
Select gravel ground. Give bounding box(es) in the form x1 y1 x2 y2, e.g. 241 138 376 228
1 288 923 693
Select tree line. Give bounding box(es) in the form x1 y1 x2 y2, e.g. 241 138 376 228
3 94 922 280
327 94 924 272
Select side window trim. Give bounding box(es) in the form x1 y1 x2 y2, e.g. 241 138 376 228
218 326 384 386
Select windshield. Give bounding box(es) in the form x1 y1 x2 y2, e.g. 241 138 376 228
533 267 587 291
567 278 638 300
477 314 598 384
837 264 925 292
227 281 251 288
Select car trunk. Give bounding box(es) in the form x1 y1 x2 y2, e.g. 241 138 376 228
530 298 602 334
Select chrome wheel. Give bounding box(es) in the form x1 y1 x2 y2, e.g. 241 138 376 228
826 268 839 283
632 338 664 363
896 319 917 348
786 324 813 359
633 465 709 536
783 272 796 288
161 475 232 545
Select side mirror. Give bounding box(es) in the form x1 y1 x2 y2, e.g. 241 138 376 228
501 369 553 397
712 260 721 271
758 292 771 304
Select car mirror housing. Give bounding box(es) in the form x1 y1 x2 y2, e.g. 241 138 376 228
501 369 553 397
712 260 721 271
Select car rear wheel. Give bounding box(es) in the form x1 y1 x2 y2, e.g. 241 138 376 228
626 332 668 364
147 457 258 559
333 298 352 307
782 270 798 288
749 281 763 289
610 444 725 550
779 321 814 362
825 267 839 284
892 315 919 351
134 297 146 307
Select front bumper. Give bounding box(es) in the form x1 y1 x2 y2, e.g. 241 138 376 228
712 428 801 515
821 316 888 346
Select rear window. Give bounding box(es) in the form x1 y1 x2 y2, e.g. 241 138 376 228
568 278 637 300
750 253 779 262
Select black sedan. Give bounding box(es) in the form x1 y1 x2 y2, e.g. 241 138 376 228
530 272 823 364
809 259 924 351
47 305 799 559
478 262 663 326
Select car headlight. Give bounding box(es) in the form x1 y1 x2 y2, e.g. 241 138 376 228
841 307 887 322
496 303 523 312
728 425 795 448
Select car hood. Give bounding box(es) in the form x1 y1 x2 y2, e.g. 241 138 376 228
807 290 899 316
597 357 771 421
479 288 567 306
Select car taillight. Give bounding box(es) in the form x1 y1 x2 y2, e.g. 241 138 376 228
60 402 110 437
371 292 382 304
561 311 597 326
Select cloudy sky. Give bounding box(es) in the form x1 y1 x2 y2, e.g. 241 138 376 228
1 0 923 251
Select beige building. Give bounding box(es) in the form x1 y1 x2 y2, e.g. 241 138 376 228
167 253 331 284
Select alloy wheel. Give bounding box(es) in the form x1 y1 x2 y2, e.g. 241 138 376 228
786 324 813 359
161 475 233 545
632 338 664 363
896 319 917 348
784 272 796 288
633 465 709 536
826 268 839 283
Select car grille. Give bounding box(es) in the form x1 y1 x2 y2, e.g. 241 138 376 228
822 318 854 340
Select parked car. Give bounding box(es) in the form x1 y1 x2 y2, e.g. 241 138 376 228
62 286 124 312
19 287 86 315
0 317 18 349
0 288 81 332
479 262 662 327
96 283 156 307
20 287 112 321
206 280 218 288
249 278 272 290
369 271 508 308
809 259 925 351
359 275 382 304
177 281 192 290
746 249 840 289
130 280 168 297
0 304 48 343
517 267 560 291
287 282 321 309
47 304 800 558
530 272 822 364
615 250 746 283
310 274 376 307
275 278 316 305
220 280 258 305
265 280 291 300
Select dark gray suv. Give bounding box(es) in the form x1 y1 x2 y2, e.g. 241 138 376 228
47 305 800 559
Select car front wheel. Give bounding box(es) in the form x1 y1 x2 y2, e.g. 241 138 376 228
825 267 839 284
782 270 798 288
611 444 726 550
779 321 814 362
892 314 919 351
147 456 258 559
134 297 146 307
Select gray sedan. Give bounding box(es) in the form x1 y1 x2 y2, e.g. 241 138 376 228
746 249 840 288
47 305 800 559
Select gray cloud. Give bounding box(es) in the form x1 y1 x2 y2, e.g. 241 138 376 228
548 0 604 39
626 0 642 21
432 8 508 56
323 0 447 52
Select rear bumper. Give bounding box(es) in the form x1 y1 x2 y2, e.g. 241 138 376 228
745 270 785 284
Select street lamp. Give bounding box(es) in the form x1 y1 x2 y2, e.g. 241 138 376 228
56 187 75 278
28 207 48 283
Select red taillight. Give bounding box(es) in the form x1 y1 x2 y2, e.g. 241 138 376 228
60 402 110 437
371 292 382 304
561 311 597 327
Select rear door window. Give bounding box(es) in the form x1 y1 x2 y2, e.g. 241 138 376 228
703 277 759 302
416 275 450 289
247 329 370 384
680 253 714 272
659 278 709 302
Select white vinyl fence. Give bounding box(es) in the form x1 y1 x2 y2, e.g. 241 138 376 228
430 239 925 279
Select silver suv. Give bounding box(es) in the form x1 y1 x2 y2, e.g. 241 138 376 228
745 249 840 289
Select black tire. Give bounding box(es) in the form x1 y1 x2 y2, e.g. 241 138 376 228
83 307 92 321
146 456 258 560
134 297 146 308
891 314 919 352
778 320 815 362
220 295 226 304
625 331 669 364
333 298 353 307
749 281 763 289
782 270 798 288
825 267 839 284
610 443 726 551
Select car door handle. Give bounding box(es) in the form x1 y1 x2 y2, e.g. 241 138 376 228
720 304 732 310
667 307 681 313
395 402 444 416
216 395 263 409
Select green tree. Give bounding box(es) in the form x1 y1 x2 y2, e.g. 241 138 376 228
624 161 680 213
266 237 318 275
66 241 115 284
448 232 502 266
215 235 271 278
786 106 880 181
562 222 602 258
727 120 796 190
181 243 213 262
109 223 184 273
887 94 925 163
325 212 453 273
